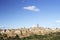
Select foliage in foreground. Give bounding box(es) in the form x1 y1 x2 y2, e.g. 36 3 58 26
0 32 60 40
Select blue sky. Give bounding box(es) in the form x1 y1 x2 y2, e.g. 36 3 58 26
0 0 60 29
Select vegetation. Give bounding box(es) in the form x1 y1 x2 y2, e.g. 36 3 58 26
0 32 60 40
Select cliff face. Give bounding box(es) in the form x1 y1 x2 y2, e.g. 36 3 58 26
0 24 60 38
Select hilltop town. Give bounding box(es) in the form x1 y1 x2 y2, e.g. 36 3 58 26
0 24 60 38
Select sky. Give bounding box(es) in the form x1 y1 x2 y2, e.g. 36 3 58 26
0 0 60 29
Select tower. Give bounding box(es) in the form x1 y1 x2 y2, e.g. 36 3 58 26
37 24 39 27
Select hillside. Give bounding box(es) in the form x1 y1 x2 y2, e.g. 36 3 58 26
0 32 60 40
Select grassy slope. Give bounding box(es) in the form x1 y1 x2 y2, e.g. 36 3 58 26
0 32 60 40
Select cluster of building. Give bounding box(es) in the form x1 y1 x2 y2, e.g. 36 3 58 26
0 24 60 38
